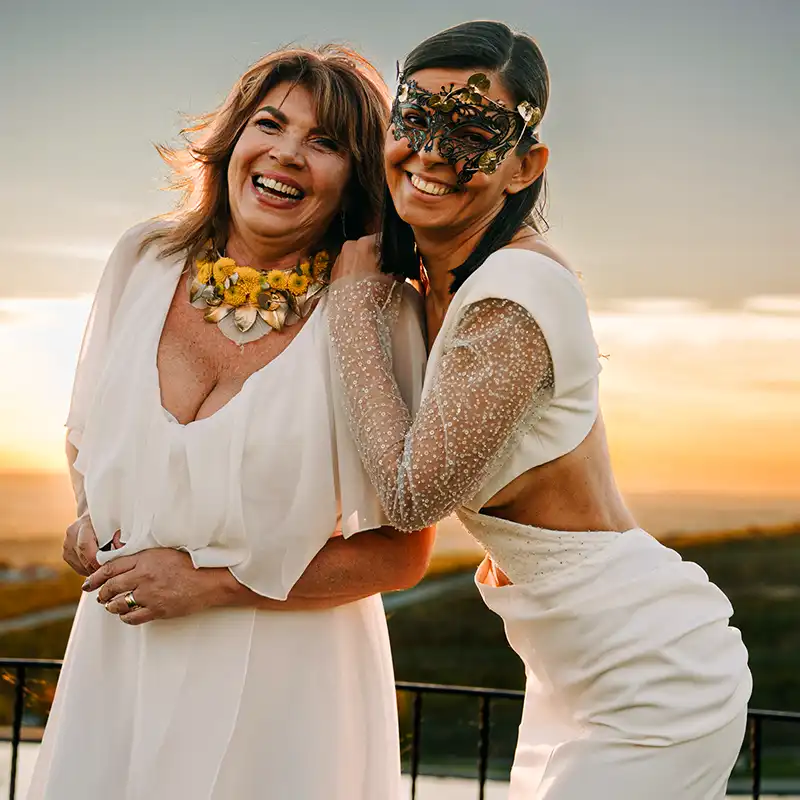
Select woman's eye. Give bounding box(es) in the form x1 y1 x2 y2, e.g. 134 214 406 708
402 110 427 129
313 136 340 152
454 128 490 147
255 118 280 132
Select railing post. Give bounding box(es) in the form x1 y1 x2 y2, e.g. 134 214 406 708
749 715 762 800
477 694 491 800
9 665 26 800
410 690 423 800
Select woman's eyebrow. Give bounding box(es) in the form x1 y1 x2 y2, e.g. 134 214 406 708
255 105 288 123
254 104 330 136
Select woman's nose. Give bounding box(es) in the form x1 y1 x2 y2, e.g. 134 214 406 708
270 136 306 169
417 135 447 167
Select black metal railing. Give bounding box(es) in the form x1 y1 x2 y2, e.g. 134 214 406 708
2 659 799 800
396 680 524 799
0 659 63 800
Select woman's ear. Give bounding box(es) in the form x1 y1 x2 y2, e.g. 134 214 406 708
505 143 549 195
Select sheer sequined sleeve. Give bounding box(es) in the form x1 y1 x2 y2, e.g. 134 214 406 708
328 277 555 532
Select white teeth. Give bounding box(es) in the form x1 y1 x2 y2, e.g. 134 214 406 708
254 176 303 198
409 173 455 196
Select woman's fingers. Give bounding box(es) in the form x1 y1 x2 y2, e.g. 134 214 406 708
330 235 380 282
118 607 155 626
75 517 100 574
96 572 139 605
62 518 89 576
102 593 129 615
103 592 155 625
103 589 143 616
82 555 139 592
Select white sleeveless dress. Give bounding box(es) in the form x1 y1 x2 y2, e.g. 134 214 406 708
327 249 752 799
28 223 427 800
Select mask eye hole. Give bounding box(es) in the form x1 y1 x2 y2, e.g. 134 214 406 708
400 108 428 130
450 125 492 148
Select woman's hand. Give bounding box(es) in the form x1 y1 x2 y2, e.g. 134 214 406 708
476 554 513 588
83 548 228 626
62 513 96 576
62 514 100 576
62 515 122 576
330 234 382 283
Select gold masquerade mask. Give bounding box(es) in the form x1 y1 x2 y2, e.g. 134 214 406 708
391 72 542 185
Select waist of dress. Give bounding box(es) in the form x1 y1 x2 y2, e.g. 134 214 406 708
460 515 751 744
456 507 624 585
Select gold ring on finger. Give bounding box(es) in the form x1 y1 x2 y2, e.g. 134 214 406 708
124 591 139 610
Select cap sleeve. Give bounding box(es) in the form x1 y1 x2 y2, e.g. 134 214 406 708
452 248 600 400
66 221 158 448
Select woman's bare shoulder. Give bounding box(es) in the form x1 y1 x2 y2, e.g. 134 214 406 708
501 234 578 278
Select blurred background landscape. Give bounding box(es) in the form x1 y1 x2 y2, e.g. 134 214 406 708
1 0 798 794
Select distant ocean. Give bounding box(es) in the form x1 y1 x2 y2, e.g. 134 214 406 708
1 471 800 567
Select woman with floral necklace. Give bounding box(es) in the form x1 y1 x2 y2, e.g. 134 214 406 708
31 45 431 800
329 21 751 799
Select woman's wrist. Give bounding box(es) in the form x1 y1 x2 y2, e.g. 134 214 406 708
211 567 260 609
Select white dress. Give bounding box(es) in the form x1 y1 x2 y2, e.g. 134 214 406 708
327 249 752 799
28 223 427 800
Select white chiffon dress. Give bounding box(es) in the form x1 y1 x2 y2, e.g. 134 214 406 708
328 248 752 799
28 223 427 800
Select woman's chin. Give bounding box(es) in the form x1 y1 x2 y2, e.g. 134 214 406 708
236 204 303 240
391 183 460 232
395 203 453 232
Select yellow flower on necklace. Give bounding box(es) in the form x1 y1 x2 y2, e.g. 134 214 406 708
266 269 289 291
299 259 313 277
223 284 248 307
236 268 263 303
213 257 237 284
196 259 214 285
312 250 330 280
287 273 311 296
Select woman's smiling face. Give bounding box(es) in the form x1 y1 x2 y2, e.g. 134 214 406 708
384 67 546 236
227 82 352 248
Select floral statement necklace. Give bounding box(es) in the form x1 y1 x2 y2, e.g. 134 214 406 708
189 246 331 345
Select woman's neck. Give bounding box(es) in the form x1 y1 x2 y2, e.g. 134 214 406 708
413 200 510 307
416 218 540 311
224 228 312 272
415 224 485 308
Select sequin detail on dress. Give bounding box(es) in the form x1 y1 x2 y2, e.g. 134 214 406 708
457 507 620 585
327 276 555 532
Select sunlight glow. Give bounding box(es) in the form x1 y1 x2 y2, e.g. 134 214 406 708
0 297 91 472
1 295 798 497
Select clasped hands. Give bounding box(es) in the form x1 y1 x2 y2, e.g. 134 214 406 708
64 515 227 626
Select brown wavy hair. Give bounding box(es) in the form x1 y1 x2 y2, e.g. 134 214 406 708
143 45 390 264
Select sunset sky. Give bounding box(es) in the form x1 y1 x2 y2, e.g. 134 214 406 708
1 0 798 499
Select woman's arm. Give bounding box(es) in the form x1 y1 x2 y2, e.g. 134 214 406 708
85 524 435 625
327 246 555 532
227 525 435 609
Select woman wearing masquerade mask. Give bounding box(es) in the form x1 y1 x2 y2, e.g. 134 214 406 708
330 21 751 799
30 46 432 800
